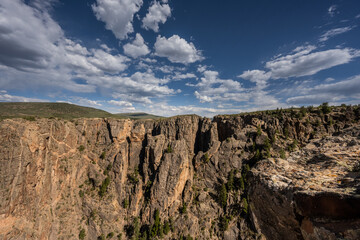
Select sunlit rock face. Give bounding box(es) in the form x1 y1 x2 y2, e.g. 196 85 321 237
0 106 359 240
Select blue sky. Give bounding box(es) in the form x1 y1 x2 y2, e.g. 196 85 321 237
0 0 359 116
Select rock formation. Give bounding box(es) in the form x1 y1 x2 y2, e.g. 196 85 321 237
0 105 359 239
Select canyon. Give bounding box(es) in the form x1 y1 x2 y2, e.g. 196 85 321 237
0 105 359 240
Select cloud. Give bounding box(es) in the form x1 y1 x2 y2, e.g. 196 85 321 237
143 102 244 117
319 26 354 42
172 73 197 80
0 90 48 102
238 70 271 89
108 100 135 111
154 35 204 64
0 0 63 71
142 1 171 32
87 49 129 73
265 47 359 79
89 70 176 104
286 75 360 105
0 0 180 107
123 33 150 58
194 91 212 103
70 97 102 107
108 100 133 107
193 70 244 103
92 0 143 40
328 5 337 17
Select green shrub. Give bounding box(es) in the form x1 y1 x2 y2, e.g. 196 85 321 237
242 198 248 214
288 139 298 152
284 127 289 139
22 116 36 121
107 232 114 239
127 168 139 184
202 153 209 163
117 234 122 240
100 151 106 159
98 234 106 240
166 144 173 153
179 202 187 214
239 177 245 191
299 106 307 118
79 190 84 198
218 183 227 208
321 102 331 114
103 163 113 176
79 229 86 240
257 125 262 136
219 215 230 232
99 177 110 197
78 145 85 152
163 221 171 235
123 199 129 209
280 149 286 159
226 170 235 191
150 210 161 238
254 149 261 161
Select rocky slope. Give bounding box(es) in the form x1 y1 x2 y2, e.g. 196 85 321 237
0 105 359 240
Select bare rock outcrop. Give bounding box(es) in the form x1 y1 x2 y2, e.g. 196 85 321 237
0 105 359 239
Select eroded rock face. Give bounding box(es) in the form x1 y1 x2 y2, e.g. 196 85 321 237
0 106 359 240
249 126 360 240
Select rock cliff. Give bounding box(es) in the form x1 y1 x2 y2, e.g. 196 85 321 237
0 105 359 240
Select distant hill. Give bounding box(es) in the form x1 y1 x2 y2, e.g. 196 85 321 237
0 102 163 120
114 112 163 120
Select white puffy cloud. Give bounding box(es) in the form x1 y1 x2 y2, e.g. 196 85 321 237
193 70 244 103
194 91 212 103
172 73 197 80
88 49 129 73
108 100 133 107
108 100 135 111
265 47 359 79
92 0 143 40
123 33 150 58
319 26 354 42
142 1 171 32
0 0 180 106
154 35 204 64
238 70 271 89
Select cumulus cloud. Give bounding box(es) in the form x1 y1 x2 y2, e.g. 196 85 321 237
142 1 171 32
0 0 179 106
108 100 135 111
87 70 176 104
238 70 271 89
265 47 359 79
172 73 197 80
123 33 150 58
92 0 143 40
0 0 62 71
193 70 244 103
154 35 204 64
319 26 354 42
87 49 129 73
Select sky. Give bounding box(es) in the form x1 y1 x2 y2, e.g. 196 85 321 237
0 0 360 117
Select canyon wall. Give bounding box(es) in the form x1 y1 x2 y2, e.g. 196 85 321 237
0 106 359 239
